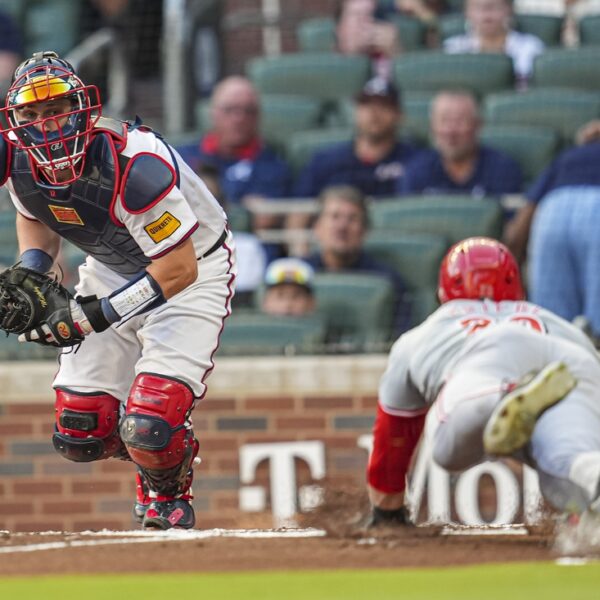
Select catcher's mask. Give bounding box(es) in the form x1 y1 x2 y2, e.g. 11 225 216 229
0 50 101 185
437 237 525 304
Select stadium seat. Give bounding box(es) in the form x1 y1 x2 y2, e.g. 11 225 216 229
286 128 353 174
369 195 504 243
579 16 600 46
479 124 560 184
0 210 18 268
437 14 465 41
483 88 600 144
0 332 58 361
364 231 447 326
312 272 396 351
218 313 326 356
247 53 370 103
297 15 427 53
531 48 600 91
402 91 436 144
393 52 515 96
297 18 336 53
24 0 80 56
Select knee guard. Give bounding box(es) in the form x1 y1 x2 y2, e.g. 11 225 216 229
120 373 197 470
120 373 198 497
53 389 124 462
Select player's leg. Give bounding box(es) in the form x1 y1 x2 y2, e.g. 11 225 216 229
124 235 236 529
432 325 553 471
528 189 581 322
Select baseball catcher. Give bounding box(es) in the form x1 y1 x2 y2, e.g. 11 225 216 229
0 51 235 530
367 237 600 536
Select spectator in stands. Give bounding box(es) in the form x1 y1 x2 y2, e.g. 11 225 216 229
510 141 600 344
335 0 401 79
262 258 316 317
0 9 24 96
307 185 410 333
295 77 419 199
399 89 523 201
444 0 544 87
176 76 291 207
378 0 450 25
196 163 267 309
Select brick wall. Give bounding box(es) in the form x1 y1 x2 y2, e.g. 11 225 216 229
0 356 384 532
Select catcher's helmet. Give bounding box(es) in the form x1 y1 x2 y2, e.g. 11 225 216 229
437 237 524 304
0 51 101 185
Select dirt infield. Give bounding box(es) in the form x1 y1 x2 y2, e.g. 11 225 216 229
0 485 597 576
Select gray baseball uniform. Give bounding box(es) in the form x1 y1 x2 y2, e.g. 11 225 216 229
379 299 600 512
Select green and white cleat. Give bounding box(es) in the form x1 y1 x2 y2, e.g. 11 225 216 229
483 361 577 456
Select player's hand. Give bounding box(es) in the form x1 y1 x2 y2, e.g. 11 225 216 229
364 505 412 528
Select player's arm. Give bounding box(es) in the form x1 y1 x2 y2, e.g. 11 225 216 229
145 237 197 299
366 334 428 527
15 212 61 272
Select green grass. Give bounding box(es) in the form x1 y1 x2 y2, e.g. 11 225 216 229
1 563 599 600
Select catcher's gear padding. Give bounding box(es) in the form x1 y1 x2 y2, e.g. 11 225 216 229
121 373 198 497
438 237 524 304
52 389 125 462
0 265 92 346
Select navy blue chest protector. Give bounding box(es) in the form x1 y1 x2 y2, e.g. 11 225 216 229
10 132 149 277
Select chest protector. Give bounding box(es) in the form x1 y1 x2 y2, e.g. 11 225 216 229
10 124 149 277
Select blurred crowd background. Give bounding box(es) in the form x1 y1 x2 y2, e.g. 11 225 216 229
1 0 600 359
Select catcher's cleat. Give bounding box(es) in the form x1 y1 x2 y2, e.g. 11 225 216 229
142 498 195 530
133 469 151 524
483 361 577 456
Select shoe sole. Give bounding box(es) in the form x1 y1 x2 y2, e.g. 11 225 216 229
483 361 577 455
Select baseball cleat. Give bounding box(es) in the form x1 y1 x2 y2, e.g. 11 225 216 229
133 469 151 524
483 361 576 456
142 498 195 530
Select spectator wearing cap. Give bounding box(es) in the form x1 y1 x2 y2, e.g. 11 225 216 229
307 185 411 334
295 77 420 199
262 258 316 317
399 89 522 204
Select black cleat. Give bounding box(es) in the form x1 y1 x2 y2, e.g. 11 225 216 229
142 498 195 530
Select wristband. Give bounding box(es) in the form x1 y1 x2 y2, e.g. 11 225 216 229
105 271 166 321
19 249 54 273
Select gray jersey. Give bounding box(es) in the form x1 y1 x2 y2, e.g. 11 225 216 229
379 299 597 415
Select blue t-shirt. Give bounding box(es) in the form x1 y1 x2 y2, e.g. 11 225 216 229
175 139 291 204
527 142 600 205
295 140 419 198
306 250 411 334
399 145 523 198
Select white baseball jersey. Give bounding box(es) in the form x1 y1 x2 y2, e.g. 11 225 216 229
380 299 597 414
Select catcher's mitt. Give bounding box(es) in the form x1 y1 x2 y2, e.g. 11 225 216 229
0 265 85 347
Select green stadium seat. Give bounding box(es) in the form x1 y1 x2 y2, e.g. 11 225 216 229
438 15 563 46
369 195 504 243
579 16 600 46
247 53 370 103
531 48 600 91
402 91 436 144
0 210 18 268
515 15 563 46
0 332 59 361
312 272 396 351
483 88 600 144
218 313 326 356
393 52 515 96
387 15 429 52
297 15 427 53
479 124 560 184
24 0 80 56
286 127 353 175
364 231 447 326
297 18 336 53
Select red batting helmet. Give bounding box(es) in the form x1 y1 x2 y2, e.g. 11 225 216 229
437 237 524 303
0 51 101 185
